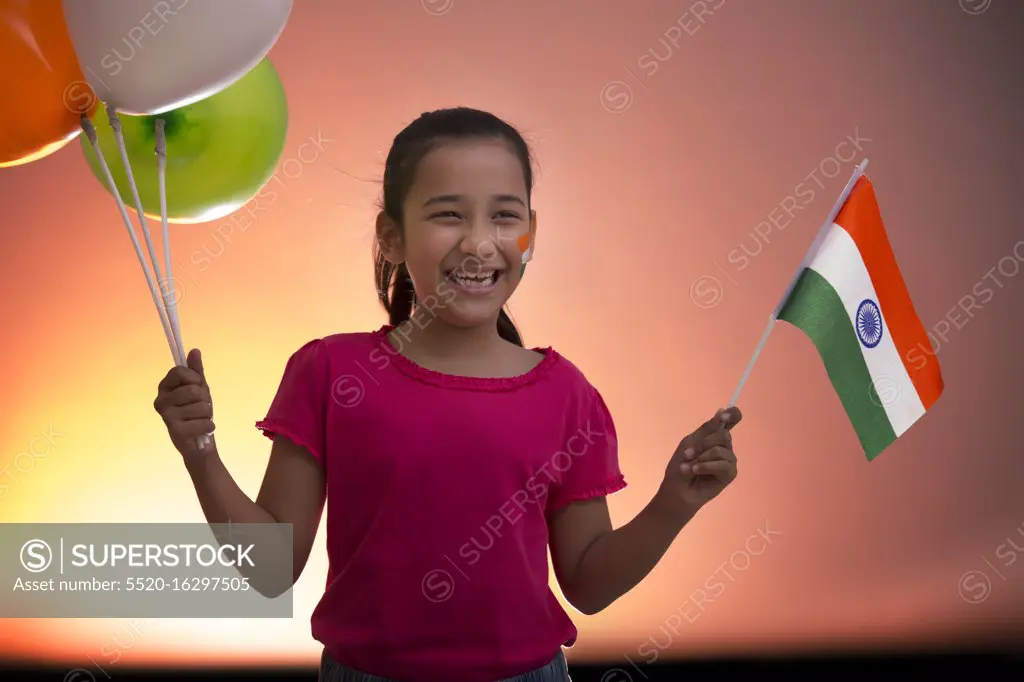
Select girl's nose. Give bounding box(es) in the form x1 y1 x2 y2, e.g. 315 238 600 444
460 221 500 260
475 239 497 260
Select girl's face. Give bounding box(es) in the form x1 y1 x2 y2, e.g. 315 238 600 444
393 138 535 330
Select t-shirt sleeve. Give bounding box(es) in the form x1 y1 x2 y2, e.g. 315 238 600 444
255 339 328 465
546 385 627 515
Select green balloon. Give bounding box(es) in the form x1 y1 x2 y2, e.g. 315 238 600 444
81 58 288 224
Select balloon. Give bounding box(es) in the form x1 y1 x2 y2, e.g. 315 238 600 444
81 58 288 224
0 0 97 168
61 0 292 115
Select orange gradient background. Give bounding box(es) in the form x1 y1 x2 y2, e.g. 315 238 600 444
1 0 1022 670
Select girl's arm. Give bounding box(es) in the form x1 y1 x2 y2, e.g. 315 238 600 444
184 436 326 597
550 408 741 615
548 494 694 616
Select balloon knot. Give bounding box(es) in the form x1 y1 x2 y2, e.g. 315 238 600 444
105 103 122 133
80 115 99 144
154 119 166 156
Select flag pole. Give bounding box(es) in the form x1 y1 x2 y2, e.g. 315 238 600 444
727 158 870 408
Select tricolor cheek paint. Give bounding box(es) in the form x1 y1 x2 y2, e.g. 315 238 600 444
517 233 532 277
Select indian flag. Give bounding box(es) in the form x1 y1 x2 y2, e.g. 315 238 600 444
776 173 944 460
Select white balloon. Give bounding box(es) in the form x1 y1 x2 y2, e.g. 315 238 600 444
61 0 292 115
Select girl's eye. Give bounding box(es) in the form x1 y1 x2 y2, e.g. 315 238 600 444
429 211 461 220
494 211 521 220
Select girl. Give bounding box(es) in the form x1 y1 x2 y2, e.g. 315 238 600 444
153 107 742 682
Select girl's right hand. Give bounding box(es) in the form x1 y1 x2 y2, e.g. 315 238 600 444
153 348 216 461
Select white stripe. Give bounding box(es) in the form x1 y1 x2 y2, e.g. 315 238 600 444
807 224 925 436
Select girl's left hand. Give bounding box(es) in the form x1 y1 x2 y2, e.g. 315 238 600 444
655 406 741 519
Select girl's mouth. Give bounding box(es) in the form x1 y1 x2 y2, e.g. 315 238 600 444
444 268 502 293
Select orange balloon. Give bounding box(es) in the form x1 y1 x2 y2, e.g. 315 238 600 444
0 0 97 168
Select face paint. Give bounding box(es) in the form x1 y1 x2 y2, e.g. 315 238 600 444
517 233 531 277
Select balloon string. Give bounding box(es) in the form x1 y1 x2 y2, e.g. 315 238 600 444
80 114 182 367
154 120 185 364
154 121 210 451
106 105 184 365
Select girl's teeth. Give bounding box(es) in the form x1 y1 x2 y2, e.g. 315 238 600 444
450 271 496 287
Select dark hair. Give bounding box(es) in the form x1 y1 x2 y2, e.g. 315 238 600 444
372 107 534 347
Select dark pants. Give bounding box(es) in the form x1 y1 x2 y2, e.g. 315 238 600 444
318 648 571 682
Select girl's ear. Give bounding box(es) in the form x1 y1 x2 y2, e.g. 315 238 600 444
376 211 404 264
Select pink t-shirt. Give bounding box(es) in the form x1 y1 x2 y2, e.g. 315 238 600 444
255 324 626 681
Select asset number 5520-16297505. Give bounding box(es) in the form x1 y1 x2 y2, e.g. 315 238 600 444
125 576 250 591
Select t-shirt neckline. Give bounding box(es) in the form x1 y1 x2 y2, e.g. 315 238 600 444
370 324 559 391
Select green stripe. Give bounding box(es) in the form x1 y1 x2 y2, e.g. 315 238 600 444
778 268 896 460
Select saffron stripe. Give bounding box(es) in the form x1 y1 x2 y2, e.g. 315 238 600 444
805 224 926 437
832 177 944 409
